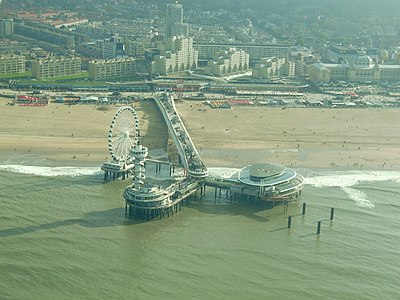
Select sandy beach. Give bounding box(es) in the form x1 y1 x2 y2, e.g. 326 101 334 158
1 94 399 170
0 96 168 166
175 100 400 170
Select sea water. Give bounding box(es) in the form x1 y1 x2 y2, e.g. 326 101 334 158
1 165 400 299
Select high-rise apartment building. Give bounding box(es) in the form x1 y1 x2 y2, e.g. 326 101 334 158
95 35 124 59
88 58 136 80
194 43 290 61
125 39 146 58
151 36 197 75
204 48 249 76
0 54 25 74
165 2 188 38
0 19 14 37
32 57 82 79
252 57 287 79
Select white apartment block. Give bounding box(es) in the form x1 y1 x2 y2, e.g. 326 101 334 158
0 19 14 37
88 57 136 80
252 57 287 79
194 43 290 61
151 36 198 75
0 54 25 74
32 57 81 79
204 48 249 76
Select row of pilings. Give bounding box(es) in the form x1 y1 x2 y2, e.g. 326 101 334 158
152 161 176 176
103 170 130 181
125 183 206 220
103 161 178 182
126 200 185 220
125 181 300 221
210 185 301 208
286 203 336 235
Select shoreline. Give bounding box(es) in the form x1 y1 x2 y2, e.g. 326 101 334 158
175 100 400 171
1 94 400 172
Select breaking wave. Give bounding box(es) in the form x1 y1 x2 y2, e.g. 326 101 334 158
305 170 400 208
0 165 101 177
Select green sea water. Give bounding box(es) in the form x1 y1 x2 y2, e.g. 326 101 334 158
1 165 400 300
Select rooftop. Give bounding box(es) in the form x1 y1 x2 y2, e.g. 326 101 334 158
237 162 297 187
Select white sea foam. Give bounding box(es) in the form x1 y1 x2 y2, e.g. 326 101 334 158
0 165 101 177
208 167 240 179
304 171 400 187
305 170 400 208
342 187 374 208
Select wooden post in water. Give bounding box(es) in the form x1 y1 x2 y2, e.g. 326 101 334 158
317 221 322 234
287 216 292 228
302 202 306 215
330 208 335 220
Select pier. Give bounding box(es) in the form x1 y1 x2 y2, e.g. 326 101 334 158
118 92 304 220
101 162 134 181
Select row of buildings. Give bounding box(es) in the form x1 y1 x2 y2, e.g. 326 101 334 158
3 2 400 83
4 42 399 82
309 50 400 83
0 36 253 80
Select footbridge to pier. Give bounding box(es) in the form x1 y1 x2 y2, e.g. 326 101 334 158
154 93 208 179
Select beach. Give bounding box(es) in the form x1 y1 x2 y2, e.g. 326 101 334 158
1 94 399 170
0 96 168 166
175 100 400 170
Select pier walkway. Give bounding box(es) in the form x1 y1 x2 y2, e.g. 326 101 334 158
154 93 208 179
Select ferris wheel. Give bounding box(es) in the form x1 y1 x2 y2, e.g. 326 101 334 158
108 106 140 163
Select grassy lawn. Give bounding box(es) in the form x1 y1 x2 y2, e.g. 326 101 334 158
0 71 32 79
18 72 90 85
47 71 89 81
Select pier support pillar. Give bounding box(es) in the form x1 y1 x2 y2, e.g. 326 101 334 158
302 202 306 215
317 221 322 234
287 216 292 228
330 208 335 220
